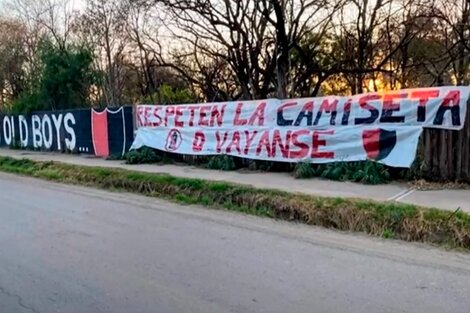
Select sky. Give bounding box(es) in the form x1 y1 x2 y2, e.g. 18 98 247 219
70 0 85 11
0 0 87 15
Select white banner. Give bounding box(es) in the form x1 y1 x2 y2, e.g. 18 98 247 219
131 86 470 167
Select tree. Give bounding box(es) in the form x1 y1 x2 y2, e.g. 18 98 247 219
75 0 127 106
119 0 195 103
159 0 276 100
5 0 76 49
332 0 429 94
0 18 28 108
1 0 78 107
429 0 470 85
12 41 98 112
288 32 338 97
170 47 239 101
257 0 342 97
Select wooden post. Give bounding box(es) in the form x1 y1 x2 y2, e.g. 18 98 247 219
439 131 448 180
463 99 470 181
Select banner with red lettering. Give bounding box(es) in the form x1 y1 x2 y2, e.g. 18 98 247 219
131 86 470 167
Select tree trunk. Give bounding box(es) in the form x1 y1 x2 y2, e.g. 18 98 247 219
270 0 289 99
276 60 288 98
423 130 432 175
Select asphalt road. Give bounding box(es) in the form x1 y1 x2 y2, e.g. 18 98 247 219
0 173 470 313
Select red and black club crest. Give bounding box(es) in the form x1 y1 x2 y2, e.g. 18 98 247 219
362 129 397 161
165 129 182 152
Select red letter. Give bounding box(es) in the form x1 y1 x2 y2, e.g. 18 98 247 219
143 106 151 127
215 131 229 153
277 102 297 126
294 101 314 126
152 107 162 127
289 130 309 159
380 93 406 123
192 131 205 152
354 94 380 124
314 99 338 125
199 106 211 127
210 104 226 127
164 106 175 127
136 106 144 127
226 131 242 154
188 106 199 127
234 103 247 126
434 90 461 126
248 102 266 126
341 100 352 125
312 130 334 159
411 89 439 122
174 106 184 127
271 129 291 158
255 130 272 157
244 130 258 155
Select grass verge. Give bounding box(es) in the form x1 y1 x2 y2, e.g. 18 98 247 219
0 156 469 249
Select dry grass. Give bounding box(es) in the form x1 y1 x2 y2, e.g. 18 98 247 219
410 179 470 191
1 156 469 249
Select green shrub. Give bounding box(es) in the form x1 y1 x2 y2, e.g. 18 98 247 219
107 154 125 161
11 41 98 113
293 162 315 178
125 147 161 164
314 161 390 184
316 163 349 181
351 161 390 184
382 229 395 239
9 139 23 150
400 156 427 180
206 155 237 171
247 160 275 171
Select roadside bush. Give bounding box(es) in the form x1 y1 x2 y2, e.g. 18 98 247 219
315 161 390 184
350 161 391 184
206 155 237 171
293 162 315 179
9 139 23 150
398 156 427 181
247 160 280 172
107 154 125 161
291 161 391 184
125 147 161 164
123 148 392 184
